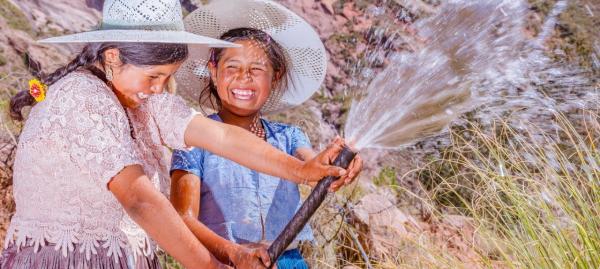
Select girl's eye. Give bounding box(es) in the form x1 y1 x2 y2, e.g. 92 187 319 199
149 75 159 79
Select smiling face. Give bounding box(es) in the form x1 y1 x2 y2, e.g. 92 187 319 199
110 62 182 108
101 47 184 109
208 39 276 116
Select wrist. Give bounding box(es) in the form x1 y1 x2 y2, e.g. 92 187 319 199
210 255 231 269
224 242 240 264
291 160 306 184
192 254 227 269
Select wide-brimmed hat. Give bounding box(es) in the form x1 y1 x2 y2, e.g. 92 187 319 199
176 0 327 114
38 0 236 47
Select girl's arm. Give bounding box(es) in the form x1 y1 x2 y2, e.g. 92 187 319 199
170 170 272 269
109 165 230 269
184 116 346 185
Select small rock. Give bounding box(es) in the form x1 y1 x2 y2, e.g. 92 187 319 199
350 193 421 257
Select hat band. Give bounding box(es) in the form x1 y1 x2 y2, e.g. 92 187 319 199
100 21 184 31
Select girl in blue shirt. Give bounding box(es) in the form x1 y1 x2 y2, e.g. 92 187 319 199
171 2 362 268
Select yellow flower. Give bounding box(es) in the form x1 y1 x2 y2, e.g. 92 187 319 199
29 78 47 102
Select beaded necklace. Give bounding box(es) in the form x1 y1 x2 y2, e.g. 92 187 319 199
249 115 266 140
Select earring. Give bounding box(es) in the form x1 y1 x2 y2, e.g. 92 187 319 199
105 65 113 81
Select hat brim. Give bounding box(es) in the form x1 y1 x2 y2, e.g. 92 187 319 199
38 30 239 47
177 0 327 114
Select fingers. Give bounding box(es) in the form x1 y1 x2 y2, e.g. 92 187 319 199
307 165 345 183
306 137 363 183
345 155 363 184
321 138 347 176
337 159 355 184
255 248 272 268
327 165 347 178
328 155 363 192
328 177 345 192
322 138 344 164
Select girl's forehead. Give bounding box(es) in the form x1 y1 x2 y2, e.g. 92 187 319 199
235 38 267 48
221 42 270 64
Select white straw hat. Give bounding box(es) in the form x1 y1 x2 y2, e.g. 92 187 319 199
38 0 236 47
176 0 327 113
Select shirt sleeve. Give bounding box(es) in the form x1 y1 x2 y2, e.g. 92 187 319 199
170 149 204 179
289 126 312 155
52 73 141 188
144 93 196 150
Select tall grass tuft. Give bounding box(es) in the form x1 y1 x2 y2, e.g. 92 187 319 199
420 109 600 268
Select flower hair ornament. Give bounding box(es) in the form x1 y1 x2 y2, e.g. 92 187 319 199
28 78 47 102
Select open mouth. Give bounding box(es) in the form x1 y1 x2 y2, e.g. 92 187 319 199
231 88 256 100
137 92 150 100
127 92 149 107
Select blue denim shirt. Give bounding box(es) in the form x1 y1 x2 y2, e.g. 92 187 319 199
170 114 314 244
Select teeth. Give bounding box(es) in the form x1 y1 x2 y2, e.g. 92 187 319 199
232 89 254 95
232 89 255 99
137 93 149 99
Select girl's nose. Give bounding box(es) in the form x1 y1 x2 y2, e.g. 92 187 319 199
239 69 252 82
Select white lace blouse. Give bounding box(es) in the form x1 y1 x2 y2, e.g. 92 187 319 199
4 70 195 261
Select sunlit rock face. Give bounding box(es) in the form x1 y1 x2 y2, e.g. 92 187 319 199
11 0 100 34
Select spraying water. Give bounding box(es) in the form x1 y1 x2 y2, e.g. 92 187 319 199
344 0 598 152
271 0 597 262
344 0 530 150
533 0 569 48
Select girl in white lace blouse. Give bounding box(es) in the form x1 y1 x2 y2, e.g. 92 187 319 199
0 1 348 269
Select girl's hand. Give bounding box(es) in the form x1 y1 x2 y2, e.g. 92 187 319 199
296 137 348 184
227 243 275 269
328 145 363 192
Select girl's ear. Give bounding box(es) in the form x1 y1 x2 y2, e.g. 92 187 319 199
103 48 125 75
103 48 123 66
272 71 283 90
208 61 218 85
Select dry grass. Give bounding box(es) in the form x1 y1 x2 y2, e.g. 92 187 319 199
412 109 599 268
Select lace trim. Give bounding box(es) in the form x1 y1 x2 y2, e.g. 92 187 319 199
4 217 155 261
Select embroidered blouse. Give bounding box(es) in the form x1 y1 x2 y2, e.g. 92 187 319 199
4 70 194 261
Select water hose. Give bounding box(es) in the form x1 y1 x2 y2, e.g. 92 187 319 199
267 146 357 266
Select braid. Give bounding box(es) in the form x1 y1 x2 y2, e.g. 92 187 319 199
43 45 100 85
9 44 102 121
9 91 35 121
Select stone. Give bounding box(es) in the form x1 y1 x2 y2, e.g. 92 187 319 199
350 193 420 257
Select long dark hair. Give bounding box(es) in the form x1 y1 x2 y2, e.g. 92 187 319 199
201 28 288 111
10 42 188 120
